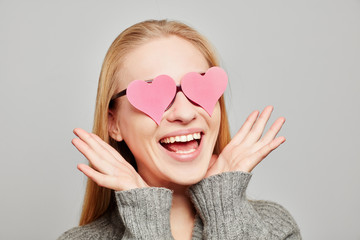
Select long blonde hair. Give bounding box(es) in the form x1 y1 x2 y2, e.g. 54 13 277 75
79 19 231 226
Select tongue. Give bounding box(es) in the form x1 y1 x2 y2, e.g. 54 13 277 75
163 140 199 152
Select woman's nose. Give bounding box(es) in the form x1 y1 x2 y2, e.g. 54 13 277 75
165 92 197 124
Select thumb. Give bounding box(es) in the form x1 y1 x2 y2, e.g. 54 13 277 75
208 154 218 170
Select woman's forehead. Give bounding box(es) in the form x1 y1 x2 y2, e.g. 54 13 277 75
119 36 209 87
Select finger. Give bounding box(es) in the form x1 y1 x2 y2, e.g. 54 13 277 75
90 133 138 173
245 105 273 144
74 128 121 168
244 136 286 172
90 133 126 163
205 154 229 178
74 128 106 152
231 110 259 145
208 154 219 170
261 117 286 144
77 163 122 191
72 137 118 174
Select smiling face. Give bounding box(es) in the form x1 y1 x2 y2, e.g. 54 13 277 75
109 36 221 188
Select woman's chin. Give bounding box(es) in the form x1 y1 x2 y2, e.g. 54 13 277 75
164 168 207 187
137 151 212 188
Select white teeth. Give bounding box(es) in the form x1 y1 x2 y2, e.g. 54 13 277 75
160 132 202 144
194 133 201 140
187 134 193 141
175 148 196 154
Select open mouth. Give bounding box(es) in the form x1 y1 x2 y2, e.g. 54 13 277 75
160 132 202 154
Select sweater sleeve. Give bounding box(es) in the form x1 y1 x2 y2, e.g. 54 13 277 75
115 187 174 240
188 171 301 240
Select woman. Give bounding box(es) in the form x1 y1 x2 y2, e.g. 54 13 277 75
59 19 301 239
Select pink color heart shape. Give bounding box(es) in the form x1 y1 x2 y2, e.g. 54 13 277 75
181 66 228 116
126 75 176 125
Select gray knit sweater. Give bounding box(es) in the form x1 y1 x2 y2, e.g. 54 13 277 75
58 171 301 239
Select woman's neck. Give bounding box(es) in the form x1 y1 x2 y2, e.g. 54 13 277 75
169 186 195 240
141 176 196 239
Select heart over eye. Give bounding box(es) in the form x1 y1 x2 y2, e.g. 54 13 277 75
126 75 176 124
181 67 228 116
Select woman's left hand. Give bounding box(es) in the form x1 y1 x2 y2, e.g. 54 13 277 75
205 105 286 178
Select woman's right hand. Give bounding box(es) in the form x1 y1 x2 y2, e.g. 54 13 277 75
72 128 148 191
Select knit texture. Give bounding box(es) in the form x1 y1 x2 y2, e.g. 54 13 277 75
115 187 174 239
58 171 301 240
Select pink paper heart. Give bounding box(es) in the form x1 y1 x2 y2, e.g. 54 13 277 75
126 75 176 124
181 67 228 116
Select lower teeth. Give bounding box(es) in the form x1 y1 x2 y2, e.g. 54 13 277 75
175 148 196 154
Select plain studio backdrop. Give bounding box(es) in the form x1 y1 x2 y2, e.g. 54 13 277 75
1 0 359 239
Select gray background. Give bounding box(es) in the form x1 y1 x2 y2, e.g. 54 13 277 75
1 0 359 239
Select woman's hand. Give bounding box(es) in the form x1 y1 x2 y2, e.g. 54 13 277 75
72 128 148 191
205 106 286 178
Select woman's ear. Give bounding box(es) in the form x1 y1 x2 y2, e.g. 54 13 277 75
108 109 123 142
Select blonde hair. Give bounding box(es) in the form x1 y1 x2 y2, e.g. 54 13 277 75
79 19 231 226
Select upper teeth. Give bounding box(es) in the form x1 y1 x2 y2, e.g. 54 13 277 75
160 132 201 144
